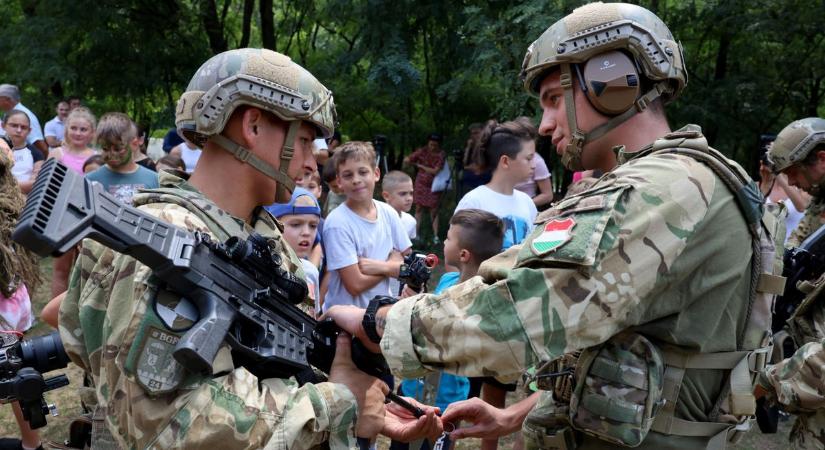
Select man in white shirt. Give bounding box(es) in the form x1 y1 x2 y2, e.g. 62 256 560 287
44 99 70 148
0 84 47 155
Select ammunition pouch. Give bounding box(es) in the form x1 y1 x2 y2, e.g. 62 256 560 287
569 332 665 447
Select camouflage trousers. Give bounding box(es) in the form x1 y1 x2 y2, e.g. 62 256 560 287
790 409 825 450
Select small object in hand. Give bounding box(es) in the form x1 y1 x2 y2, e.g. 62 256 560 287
433 422 455 450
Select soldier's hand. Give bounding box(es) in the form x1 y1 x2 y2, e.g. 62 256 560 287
441 397 519 440
382 397 442 442
400 285 418 298
328 333 388 438
322 305 379 352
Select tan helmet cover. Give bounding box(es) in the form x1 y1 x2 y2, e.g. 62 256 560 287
176 48 336 144
520 2 687 171
521 2 686 99
768 117 825 172
175 48 336 200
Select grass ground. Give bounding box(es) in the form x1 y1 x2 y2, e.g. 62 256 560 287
0 257 793 449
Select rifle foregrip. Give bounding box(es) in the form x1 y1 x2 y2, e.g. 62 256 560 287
173 291 237 375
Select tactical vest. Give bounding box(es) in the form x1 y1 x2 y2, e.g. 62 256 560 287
531 127 786 450
86 180 303 450
642 128 785 448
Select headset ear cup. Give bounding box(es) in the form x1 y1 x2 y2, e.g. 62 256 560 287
583 51 641 115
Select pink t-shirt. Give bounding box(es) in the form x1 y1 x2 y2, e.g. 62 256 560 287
515 153 551 198
59 149 93 174
0 284 34 332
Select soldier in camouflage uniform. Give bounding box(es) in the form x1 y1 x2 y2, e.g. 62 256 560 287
757 118 825 449
59 48 440 449
326 3 781 449
767 118 825 248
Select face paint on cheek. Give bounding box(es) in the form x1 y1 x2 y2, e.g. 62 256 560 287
105 149 131 167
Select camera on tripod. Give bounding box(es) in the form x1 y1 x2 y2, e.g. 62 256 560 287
0 332 70 428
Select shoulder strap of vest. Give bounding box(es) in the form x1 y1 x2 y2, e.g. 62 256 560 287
649 134 766 343
642 132 784 445
133 187 247 242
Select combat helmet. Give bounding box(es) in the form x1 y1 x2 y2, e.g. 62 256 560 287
521 2 687 170
175 48 336 198
768 118 825 172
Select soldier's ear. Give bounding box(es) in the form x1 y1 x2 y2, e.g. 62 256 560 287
240 107 264 143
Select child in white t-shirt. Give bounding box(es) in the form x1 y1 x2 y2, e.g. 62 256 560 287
381 170 417 240
265 188 323 316
381 170 417 295
455 117 538 249
322 142 412 311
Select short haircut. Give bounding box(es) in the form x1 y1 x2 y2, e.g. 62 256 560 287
0 84 20 102
65 107 97 131
450 209 504 263
322 158 338 182
4 109 29 125
96 112 137 147
82 154 104 171
382 170 412 193
479 118 537 171
333 141 376 172
55 99 69 107
158 155 186 170
309 170 321 185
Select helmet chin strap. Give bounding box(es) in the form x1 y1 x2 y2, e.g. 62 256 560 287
558 63 668 171
210 119 301 203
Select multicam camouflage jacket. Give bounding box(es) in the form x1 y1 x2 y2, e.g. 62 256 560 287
382 126 760 449
759 273 825 449
787 195 825 249
59 171 359 449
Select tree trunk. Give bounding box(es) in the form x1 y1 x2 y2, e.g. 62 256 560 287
260 0 275 50
240 0 254 48
706 30 732 146
808 75 824 117
200 0 227 54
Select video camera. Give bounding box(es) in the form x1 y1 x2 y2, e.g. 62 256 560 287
398 251 438 294
0 332 69 428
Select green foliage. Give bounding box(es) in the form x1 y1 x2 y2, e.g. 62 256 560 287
1 0 823 172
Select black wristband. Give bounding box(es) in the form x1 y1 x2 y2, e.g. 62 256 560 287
362 296 397 344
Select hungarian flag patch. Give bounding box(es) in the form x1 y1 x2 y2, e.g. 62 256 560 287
532 217 576 255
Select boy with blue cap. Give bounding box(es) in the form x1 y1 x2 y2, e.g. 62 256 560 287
266 187 323 316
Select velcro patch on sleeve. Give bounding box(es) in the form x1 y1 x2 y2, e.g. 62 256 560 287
518 186 630 267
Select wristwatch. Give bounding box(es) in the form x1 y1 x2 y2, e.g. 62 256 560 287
362 296 397 344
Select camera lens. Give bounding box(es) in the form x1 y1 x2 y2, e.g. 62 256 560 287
19 332 69 374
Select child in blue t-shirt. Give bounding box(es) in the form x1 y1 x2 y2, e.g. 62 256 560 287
86 113 158 205
392 209 504 450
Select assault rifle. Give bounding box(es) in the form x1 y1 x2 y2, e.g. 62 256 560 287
13 160 420 415
773 223 825 334
0 332 69 428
